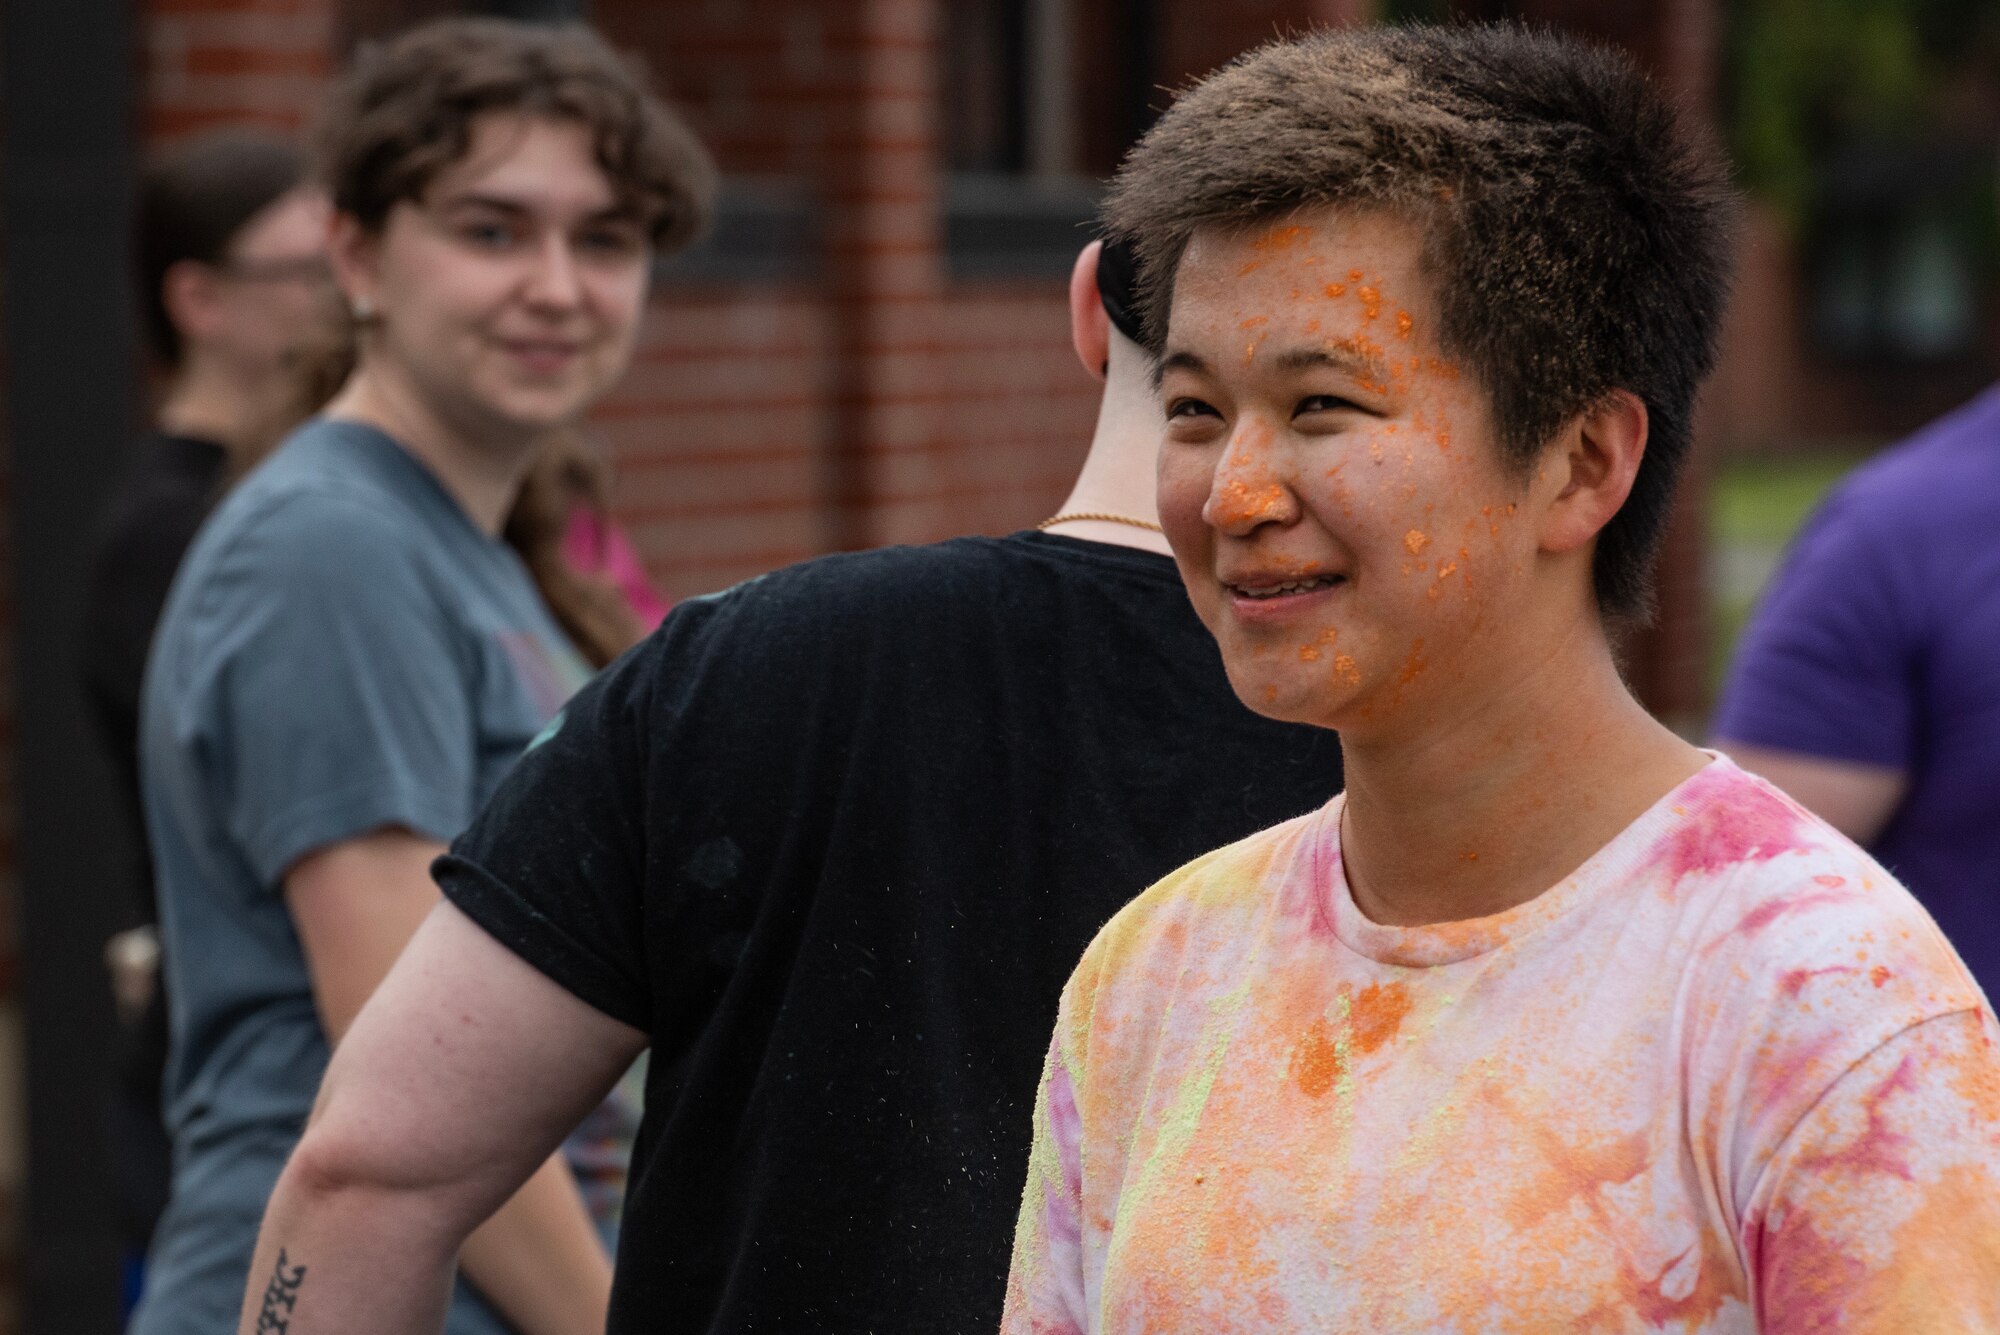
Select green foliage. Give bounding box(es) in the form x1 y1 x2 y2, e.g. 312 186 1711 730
1727 0 2000 218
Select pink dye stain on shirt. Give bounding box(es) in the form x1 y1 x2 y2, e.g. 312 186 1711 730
1003 758 2000 1335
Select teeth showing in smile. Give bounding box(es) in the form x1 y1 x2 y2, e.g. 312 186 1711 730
1233 575 1344 599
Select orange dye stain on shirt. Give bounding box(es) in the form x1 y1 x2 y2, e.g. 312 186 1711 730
1871 966 1892 987
1349 982 1413 1053
1292 1016 1342 1097
1404 529 1431 556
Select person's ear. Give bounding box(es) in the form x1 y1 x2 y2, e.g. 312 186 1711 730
1537 389 1648 555
1069 241 1110 384
325 210 382 324
160 259 224 347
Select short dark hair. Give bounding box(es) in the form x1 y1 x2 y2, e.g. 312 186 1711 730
1104 24 1739 620
317 17 717 253
139 129 306 366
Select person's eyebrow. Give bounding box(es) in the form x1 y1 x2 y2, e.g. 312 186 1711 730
1274 343 1389 380
1153 349 1208 391
435 192 640 226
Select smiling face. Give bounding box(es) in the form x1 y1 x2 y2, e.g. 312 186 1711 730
336 112 652 446
1158 210 1569 734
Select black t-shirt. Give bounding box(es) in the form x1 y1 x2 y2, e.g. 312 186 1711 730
438 531 1344 1334
82 430 230 926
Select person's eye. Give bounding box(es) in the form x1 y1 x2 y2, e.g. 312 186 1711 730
1166 397 1221 421
1296 394 1362 417
458 219 518 250
577 226 644 258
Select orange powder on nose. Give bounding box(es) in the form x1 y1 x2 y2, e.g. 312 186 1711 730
1404 530 1431 555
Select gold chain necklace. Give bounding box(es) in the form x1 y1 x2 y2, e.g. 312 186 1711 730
1036 511 1164 534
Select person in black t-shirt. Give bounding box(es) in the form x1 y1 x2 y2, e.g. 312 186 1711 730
81 128 332 1288
245 239 1343 1335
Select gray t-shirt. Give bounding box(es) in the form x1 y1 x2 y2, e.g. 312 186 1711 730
133 419 597 1335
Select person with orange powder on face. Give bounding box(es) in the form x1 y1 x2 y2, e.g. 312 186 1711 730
1004 25 2000 1334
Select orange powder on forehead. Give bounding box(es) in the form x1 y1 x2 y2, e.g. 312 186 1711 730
1254 224 1310 251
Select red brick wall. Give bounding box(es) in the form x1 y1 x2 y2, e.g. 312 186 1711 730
141 0 337 140
596 0 1101 595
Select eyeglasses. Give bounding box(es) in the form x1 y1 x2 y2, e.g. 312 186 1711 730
214 255 334 285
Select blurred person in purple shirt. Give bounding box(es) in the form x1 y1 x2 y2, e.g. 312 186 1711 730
1715 382 2000 997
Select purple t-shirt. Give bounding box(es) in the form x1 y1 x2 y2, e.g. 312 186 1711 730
1715 381 2000 996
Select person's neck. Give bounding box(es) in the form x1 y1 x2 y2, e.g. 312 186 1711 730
1336 603 1707 928
156 355 286 466
322 362 539 536
1041 378 1172 557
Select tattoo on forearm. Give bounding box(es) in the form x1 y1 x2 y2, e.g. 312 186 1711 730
254 1248 308 1333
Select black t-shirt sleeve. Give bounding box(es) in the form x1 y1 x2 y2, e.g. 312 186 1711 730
434 613 671 1032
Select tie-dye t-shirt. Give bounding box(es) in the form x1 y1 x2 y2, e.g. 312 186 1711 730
1004 757 2000 1333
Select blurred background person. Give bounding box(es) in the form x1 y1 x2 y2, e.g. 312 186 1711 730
1714 382 2000 1000
131 18 714 1335
79 127 332 1316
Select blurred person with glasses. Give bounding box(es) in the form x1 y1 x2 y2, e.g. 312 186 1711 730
130 19 715 1335
81 127 332 1313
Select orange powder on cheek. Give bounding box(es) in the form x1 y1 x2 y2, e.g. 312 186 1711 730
1395 638 1428 685
1404 530 1431 556
1324 282 1347 299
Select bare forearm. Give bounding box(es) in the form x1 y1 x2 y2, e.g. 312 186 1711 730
239 1151 607 1335
238 1163 458 1335
458 1154 612 1335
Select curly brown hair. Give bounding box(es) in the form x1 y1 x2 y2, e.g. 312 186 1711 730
316 16 717 253
1104 23 1740 621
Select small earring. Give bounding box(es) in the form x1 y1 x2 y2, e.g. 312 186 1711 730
350 295 375 322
